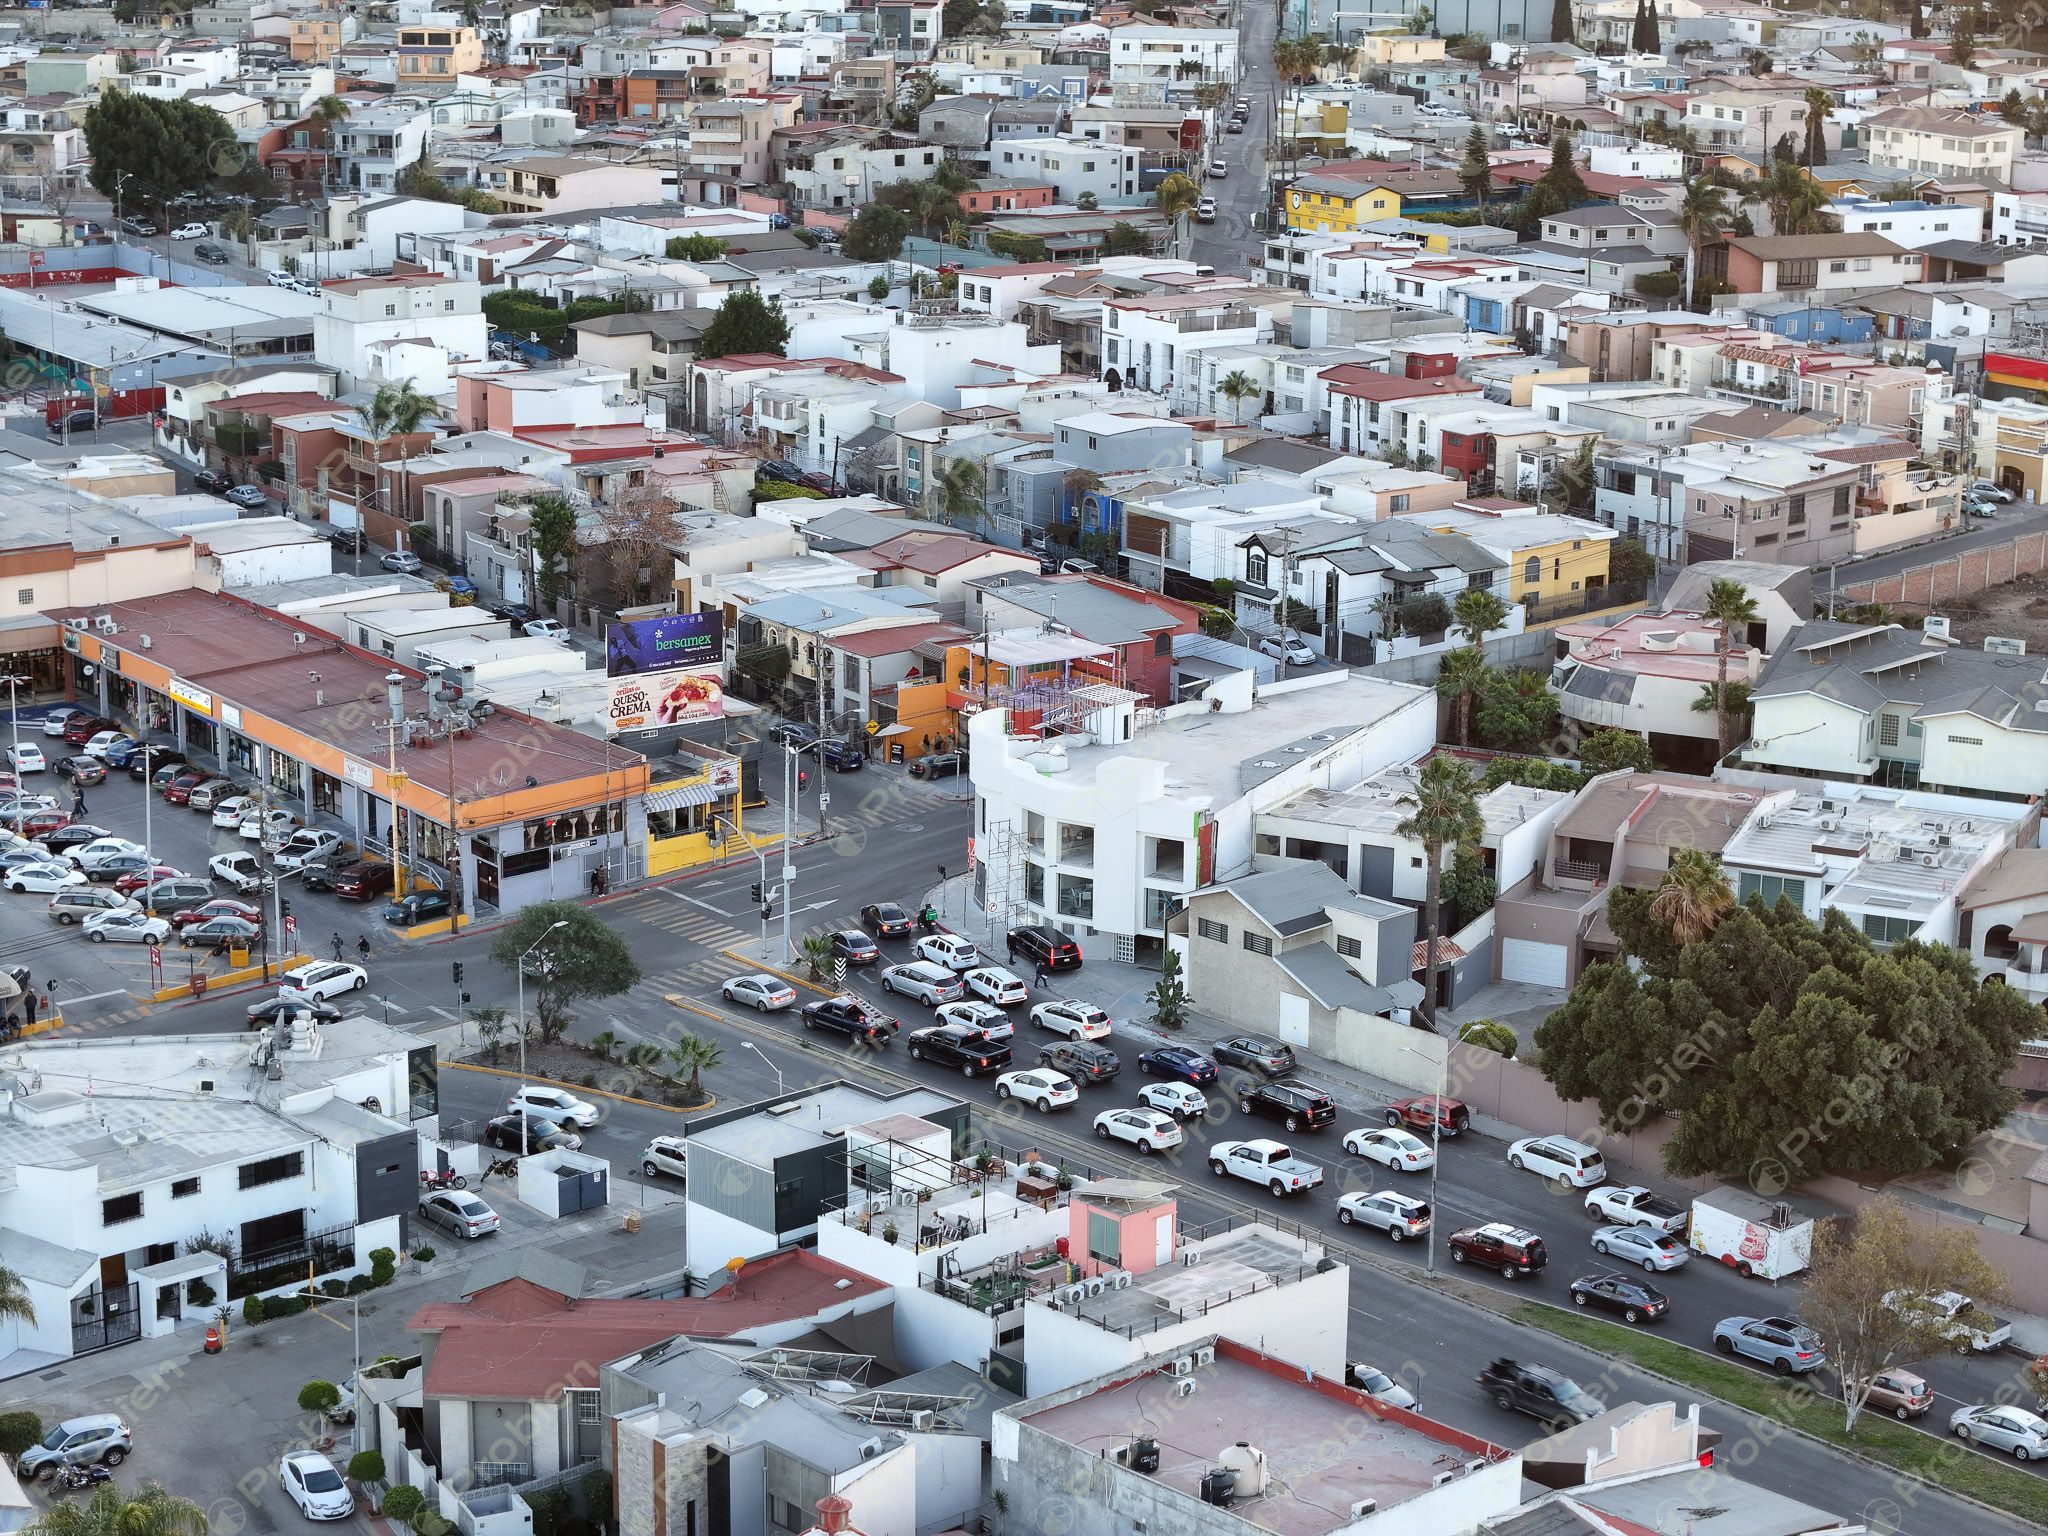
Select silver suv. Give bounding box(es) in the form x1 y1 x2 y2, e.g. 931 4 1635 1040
18 1413 132 1479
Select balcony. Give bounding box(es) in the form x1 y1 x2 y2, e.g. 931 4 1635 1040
1709 371 1790 401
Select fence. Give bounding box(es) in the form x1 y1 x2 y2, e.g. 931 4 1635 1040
227 1221 357 1298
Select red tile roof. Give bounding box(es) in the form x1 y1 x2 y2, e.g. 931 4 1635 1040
839 529 1032 574
825 620 972 657
408 1253 888 1402
1318 366 1482 402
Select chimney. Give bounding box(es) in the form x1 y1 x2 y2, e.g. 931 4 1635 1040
385 670 406 729
813 1497 852 1534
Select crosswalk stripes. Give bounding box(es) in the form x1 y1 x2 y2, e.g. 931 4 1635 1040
604 890 751 949
639 954 739 997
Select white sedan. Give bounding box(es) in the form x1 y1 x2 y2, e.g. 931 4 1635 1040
935 998 1012 1042
6 743 45 773
241 805 295 841
1343 1126 1436 1173
6 860 85 893
722 973 797 1011
1138 1080 1210 1119
68 837 148 872
278 1451 354 1521
1030 999 1113 1040
507 1085 600 1129
1093 1106 1183 1153
994 1068 1078 1113
84 909 172 945
280 960 368 999
962 965 1028 1006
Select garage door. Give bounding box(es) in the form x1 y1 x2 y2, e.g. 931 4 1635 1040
1499 938 1568 988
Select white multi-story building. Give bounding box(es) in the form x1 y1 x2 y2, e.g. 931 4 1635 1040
843 312 1062 410
1828 197 1985 249
1863 106 2022 186
1106 25 1239 100
313 273 488 389
1101 287 1271 400
333 105 433 195
987 133 1145 206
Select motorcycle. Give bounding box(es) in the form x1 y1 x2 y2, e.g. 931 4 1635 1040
53 1464 114 1495
419 1168 468 1192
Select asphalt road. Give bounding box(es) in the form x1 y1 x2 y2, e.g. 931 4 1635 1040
1192 0 1279 276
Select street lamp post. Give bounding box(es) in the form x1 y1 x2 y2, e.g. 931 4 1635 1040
741 1040 784 1098
515 919 569 1144
1399 1042 1448 1278
2 674 25 837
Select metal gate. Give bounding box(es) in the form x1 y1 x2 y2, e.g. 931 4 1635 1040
555 1164 608 1214
70 1283 141 1356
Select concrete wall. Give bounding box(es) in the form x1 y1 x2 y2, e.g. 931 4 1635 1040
1361 624 1561 687
904 1430 984 1536
1839 525 2048 608
1807 1172 2048 1315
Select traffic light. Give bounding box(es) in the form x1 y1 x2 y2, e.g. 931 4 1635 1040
751 882 762 904
279 896 292 920
453 961 465 987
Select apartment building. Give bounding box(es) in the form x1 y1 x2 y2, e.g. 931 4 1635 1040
396 24 484 94
313 274 487 390
497 155 668 216
1102 287 1272 400
1106 25 1239 100
1864 106 2022 186
988 134 1144 206
1706 234 1925 297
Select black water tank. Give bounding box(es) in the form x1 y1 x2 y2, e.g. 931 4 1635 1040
1131 1436 1159 1474
1200 1469 1237 1507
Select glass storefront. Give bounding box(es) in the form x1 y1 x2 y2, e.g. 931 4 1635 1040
225 733 257 774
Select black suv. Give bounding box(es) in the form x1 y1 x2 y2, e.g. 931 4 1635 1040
1476 1359 1605 1428
801 995 897 1044
1213 1035 1297 1076
1237 1079 1336 1133
1567 1272 1670 1325
1037 1040 1120 1084
1449 1223 1549 1279
906 1023 1012 1077
1007 924 1082 971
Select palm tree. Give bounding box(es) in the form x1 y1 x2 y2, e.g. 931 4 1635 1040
1397 755 1486 1030
1649 848 1735 945
1801 87 1833 167
1701 577 1759 757
355 380 434 543
666 1034 723 1099
1758 159 1831 236
935 457 986 530
0 1262 33 1327
1217 369 1260 424
1452 587 1510 646
1153 171 1200 257
912 181 961 239
799 933 833 982
28 1483 208 1536
1676 177 1731 312
1435 645 1491 745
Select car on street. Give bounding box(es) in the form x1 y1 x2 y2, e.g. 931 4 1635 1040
1583 1184 1687 1233
1713 1315 1825 1375
829 929 880 965
67 836 148 872
1477 1359 1605 1429
1507 1135 1608 1188
49 886 135 923
1007 924 1082 971
1343 1126 1434 1172
127 745 185 778
962 965 1028 1006
191 468 233 493
120 216 157 236
242 804 296 841
1448 1223 1548 1278
1226 118 1245 133
332 860 394 900
385 890 454 925
82 909 171 945
915 932 981 970
416 1191 500 1242
505 1085 600 1129
6 860 85 893
1856 1368 1933 1421
820 738 863 771
764 720 819 749
905 1022 1011 1076
246 994 341 1028
1344 1364 1416 1409
209 851 272 894
1949 1405 2048 1459
1137 1045 1216 1084
485 1113 581 1152
722 973 798 1010
382 551 425 574
1209 1138 1324 1197
995 1068 1078 1113
6 743 45 773
1137 1080 1210 1119
800 994 897 1044
1212 1035 1296 1076
274 829 346 871
180 914 263 949
1030 998 1112 1039
54 755 104 785
1093 1105 1182 1152
136 874 211 908
861 901 914 938
17 1414 132 1479
1209 159 1228 177
1337 1190 1432 1242
908 752 964 779
881 960 965 1005
1038 1039 1119 1084
1194 196 1218 222
224 485 269 510
1590 1224 1691 1272
280 961 368 999
1259 633 1316 666
1238 1079 1336 1132
1568 1272 1670 1324
162 770 211 804
277 1450 355 1521
170 222 210 240
1381 1095 1469 1136
522 616 567 639
934 999 1012 1042
641 1136 688 1180
195 243 233 265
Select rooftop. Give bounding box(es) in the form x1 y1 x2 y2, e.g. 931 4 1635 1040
1556 611 1740 683
686 1082 963 1166
1264 763 1570 841
1556 771 1764 850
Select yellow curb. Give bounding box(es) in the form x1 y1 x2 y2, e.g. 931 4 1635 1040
664 993 734 1024
718 949 839 998
152 951 310 1002
19 1014 66 1038
441 1056 715 1115
395 914 469 939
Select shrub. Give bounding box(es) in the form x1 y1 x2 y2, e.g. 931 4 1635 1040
186 1278 216 1306
1458 1019 1518 1058
412 1245 437 1263
345 1275 369 1295
0 1410 43 1459
243 1294 266 1326
380 1485 426 1526
369 1246 397 1286
754 478 824 502
264 1295 309 1320
347 1450 386 1486
299 1380 342 1414
320 1278 347 1297
523 1486 573 1536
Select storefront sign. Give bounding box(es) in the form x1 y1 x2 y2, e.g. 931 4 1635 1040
342 758 377 789
165 678 214 717
606 613 723 678
219 702 242 729
603 667 723 736
707 759 740 794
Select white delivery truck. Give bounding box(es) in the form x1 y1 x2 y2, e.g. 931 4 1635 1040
1689 1188 1814 1280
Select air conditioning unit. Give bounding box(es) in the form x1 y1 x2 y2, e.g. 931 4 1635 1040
907 1410 935 1432
1922 853 1937 866
1193 1345 1215 1368
1169 1356 1196 1378
64 616 90 631
1112 1272 1133 1290
138 635 152 650
1175 1378 1198 1400
1064 1284 1088 1305
1087 1277 1108 1296
1350 1500 1378 1520
1183 1249 1204 1266
93 615 118 634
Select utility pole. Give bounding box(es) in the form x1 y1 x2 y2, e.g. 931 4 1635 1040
382 672 410 897
779 743 796 961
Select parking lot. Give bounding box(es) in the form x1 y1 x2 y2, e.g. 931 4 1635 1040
3 713 419 1028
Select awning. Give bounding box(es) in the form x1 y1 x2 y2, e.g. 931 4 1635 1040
0 616 58 654
646 780 727 813
871 723 912 738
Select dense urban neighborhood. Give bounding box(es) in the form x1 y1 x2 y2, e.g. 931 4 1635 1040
11 2 2048 1536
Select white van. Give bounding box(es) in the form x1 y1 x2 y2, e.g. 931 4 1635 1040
1506 1135 1607 1188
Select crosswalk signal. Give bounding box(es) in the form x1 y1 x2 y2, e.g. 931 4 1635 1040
280 896 292 920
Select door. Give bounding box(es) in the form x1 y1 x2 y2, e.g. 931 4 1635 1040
1499 938 1568 987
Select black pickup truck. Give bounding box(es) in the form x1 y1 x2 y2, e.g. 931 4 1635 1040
1476 1359 1606 1430
800 995 898 1045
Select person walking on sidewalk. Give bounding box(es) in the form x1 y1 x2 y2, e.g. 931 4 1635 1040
1033 961 1050 990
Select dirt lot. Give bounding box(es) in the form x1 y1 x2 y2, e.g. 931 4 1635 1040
1935 573 2048 653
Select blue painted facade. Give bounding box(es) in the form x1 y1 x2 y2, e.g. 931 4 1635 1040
1748 305 1874 345
1464 293 1512 334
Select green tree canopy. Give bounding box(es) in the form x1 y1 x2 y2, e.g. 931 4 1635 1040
1577 727 1654 776
664 233 729 261
489 901 641 1044
85 93 239 205
525 492 579 607
842 202 911 262
695 289 790 361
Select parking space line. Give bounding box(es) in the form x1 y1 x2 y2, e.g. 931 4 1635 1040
61 987 132 1005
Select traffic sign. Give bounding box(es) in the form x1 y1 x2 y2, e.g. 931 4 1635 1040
833 959 847 989
865 720 880 736
282 914 298 940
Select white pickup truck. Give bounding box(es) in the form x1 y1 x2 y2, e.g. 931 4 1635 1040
1208 1138 1324 1198
1584 1184 1688 1234
1884 1289 2013 1353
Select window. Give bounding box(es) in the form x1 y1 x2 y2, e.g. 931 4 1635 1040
1198 916 1229 942
1523 555 1541 585
1879 714 1900 746
1242 931 1273 956
1088 1209 1120 1264
103 1192 142 1226
172 1176 200 1199
1948 734 1985 746
1337 934 1363 958
1861 913 1920 945
239 1151 305 1190
1389 493 1409 512
1246 549 1268 585
14 588 29 604
1737 871 1806 908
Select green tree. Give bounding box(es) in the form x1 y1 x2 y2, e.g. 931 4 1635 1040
1435 646 1491 745
1473 668 1558 751
346 1451 387 1490
935 457 987 530
1630 0 1659 53
1701 577 1759 756
1577 727 1653 776
1540 438 1597 516
1104 220 1151 256
664 233 729 261
1075 190 1098 211
380 1488 426 1529
297 1381 341 1415
666 1034 722 1101
0 1263 33 1327
1649 847 1734 946
1675 176 1731 312
842 202 911 262
986 231 1049 261
84 93 240 208
1457 125 1492 211
1802 86 1834 167
1149 945 1189 1030
868 274 890 301
1608 536 1656 594
1153 171 1201 255
695 289 790 360
1950 11 1976 66
355 380 433 534
1458 1019 1517 1058
489 901 641 1044
1452 586 1510 645
1758 157 1832 236
1398 756 1485 1029
26 1483 209 1536
526 492 579 608
1217 369 1260 424
1550 0 1574 43
1443 846 1497 926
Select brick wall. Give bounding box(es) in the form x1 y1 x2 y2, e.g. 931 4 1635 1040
1839 529 2048 607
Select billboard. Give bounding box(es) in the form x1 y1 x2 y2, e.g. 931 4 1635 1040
607 613 723 677
604 667 724 736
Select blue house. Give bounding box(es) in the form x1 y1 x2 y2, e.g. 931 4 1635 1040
1464 292 1513 335
1744 299 1874 346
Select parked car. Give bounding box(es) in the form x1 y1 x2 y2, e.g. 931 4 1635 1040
1337 1189 1432 1242
1583 1184 1687 1233
1030 998 1112 1039
54 755 105 785
209 851 272 894
1507 1135 1608 1188
67 836 147 873
1007 924 1082 971
1969 479 2015 503
1137 1045 1217 1084
766 721 819 749
505 1085 600 1129
1590 1224 1690 1272
521 616 567 638
1212 1035 1296 1076
170 222 210 240
109 863 184 895
908 752 963 779
274 829 346 871
127 745 185 778
162 770 211 804
62 715 116 746
1448 1223 1549 1278
1569 1272 1670 1324
1343 1126 1434 1172
49 887 134 923
1712 1315 1826 1375
995 1067 1078 1113
82 731 130 759
82 909 170 945
385 890 453 925
6 860 86 894
182 916 266 950
43 823 111 854
172 897 262 929
861 901 914 938
1949 1405 2048 1459
722 973 797 1011
415 1192 499 1242
484 1114 580 1153
1344 1364 1416 1410
39 706 89 738
1238 1079 1336 1132
1037 1039 1120 1084
904 1022 1011 1076
332 860 395 900
6 743 46 773
1093 1106 1183 1153
1857 1368 1933 1421
138 876 213 909
382 551 425 574
16 1415 132 1479
246 995 341 1028
50 408 97 437
1259 633 1316 666
880 960 966 1005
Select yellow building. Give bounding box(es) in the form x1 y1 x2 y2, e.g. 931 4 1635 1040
1351 34 1448 68
1284 176 1400 233
1274 97 1350 158
396 25 484 93
644 749 777 877
1415 507 1618 616
289 16 348 63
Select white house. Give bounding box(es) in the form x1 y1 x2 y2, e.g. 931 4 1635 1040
1101 287 1271 401
987 134 1146 205
1827 198 1985 249
1106 25 1239 100
1551 610 1762 767
313 273 488 390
